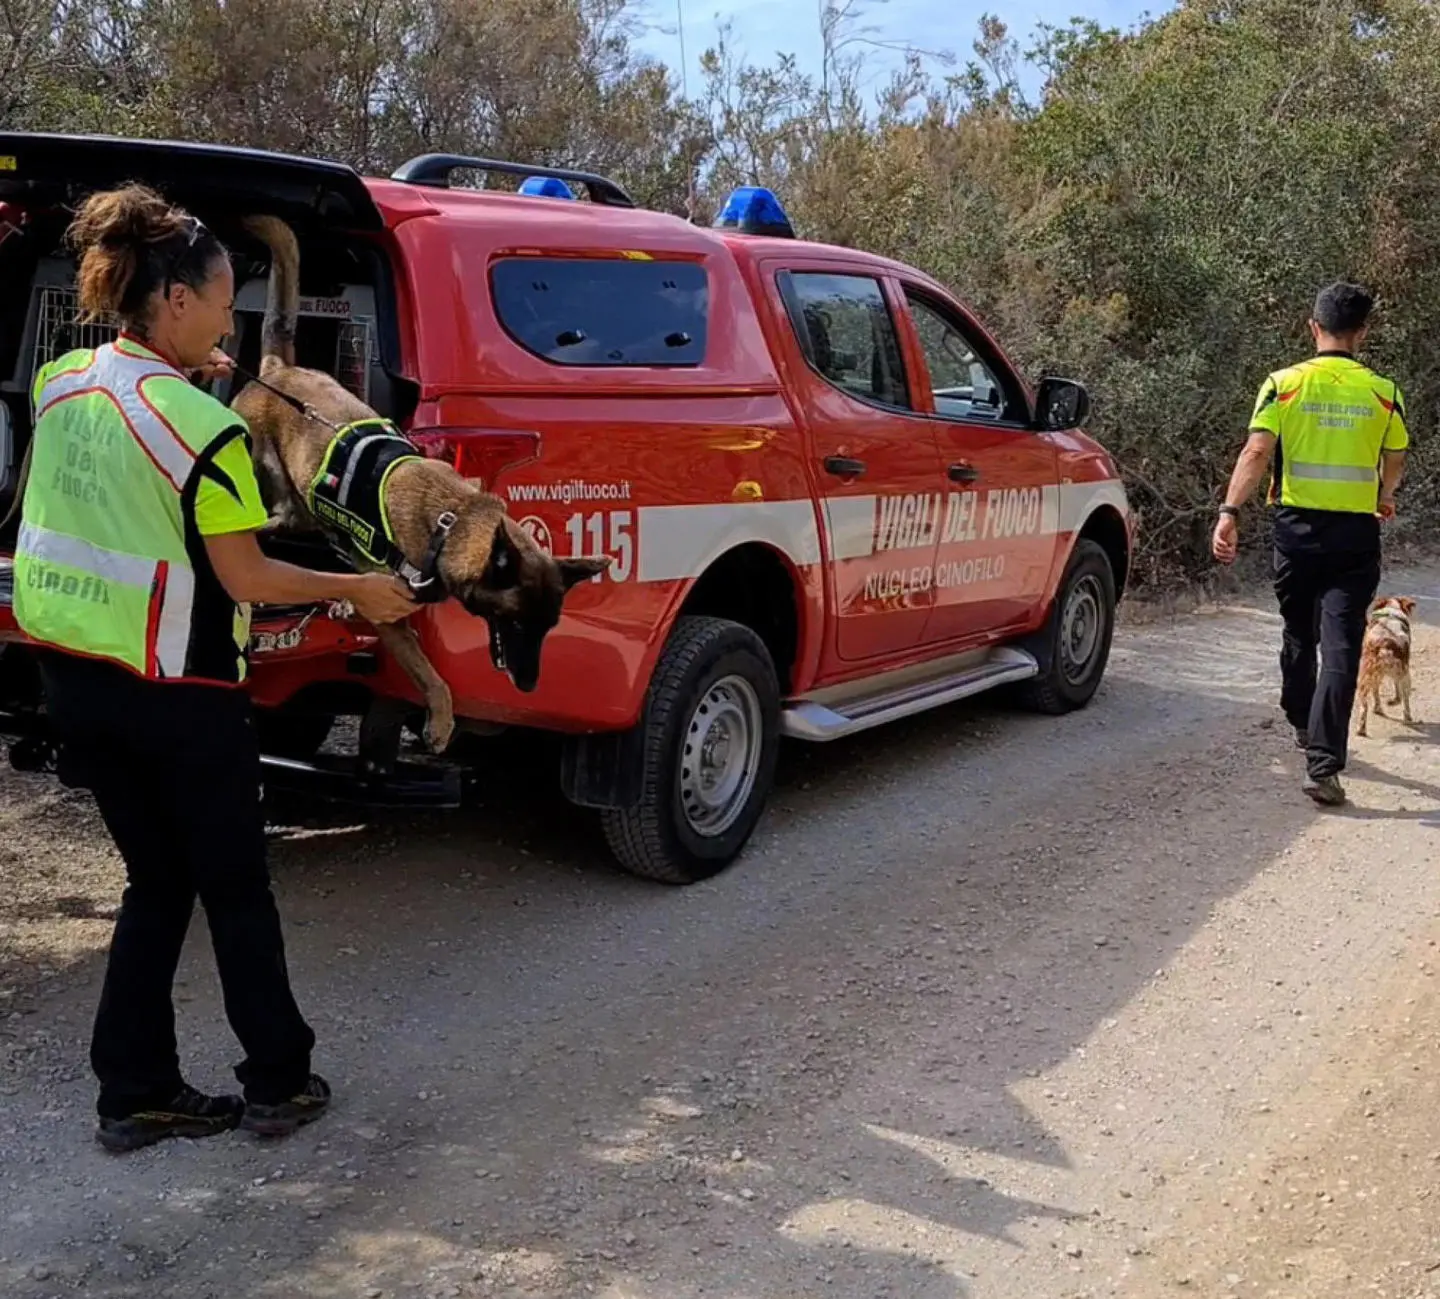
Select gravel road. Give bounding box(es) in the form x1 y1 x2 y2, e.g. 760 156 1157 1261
3 570 1440 1299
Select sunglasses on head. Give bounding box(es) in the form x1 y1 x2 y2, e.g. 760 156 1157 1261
163 215 209 294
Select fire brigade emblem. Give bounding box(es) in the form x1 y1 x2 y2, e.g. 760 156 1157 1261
517 515 553 554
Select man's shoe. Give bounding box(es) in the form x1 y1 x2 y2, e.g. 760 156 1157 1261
1293 726 1309 751
1303 773 1346 806
96 1085 244 1154
241 1074 332 1137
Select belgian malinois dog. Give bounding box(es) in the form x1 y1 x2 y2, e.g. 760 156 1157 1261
231 216 607 753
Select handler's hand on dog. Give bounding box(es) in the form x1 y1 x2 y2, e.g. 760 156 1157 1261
1212 514 1239 565
351 573 419 625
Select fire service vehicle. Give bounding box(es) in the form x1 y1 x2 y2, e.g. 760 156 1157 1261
0 132 1133 884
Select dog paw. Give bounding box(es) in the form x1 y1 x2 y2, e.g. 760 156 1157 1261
424 710 456 754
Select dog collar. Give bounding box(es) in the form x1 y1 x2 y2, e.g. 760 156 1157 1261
396 511 458 604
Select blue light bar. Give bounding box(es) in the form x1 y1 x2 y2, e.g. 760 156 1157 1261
519 175 576 200
713 185 795 238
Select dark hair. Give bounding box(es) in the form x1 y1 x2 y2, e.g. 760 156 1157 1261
1312 282 1374 336
66 184 228 327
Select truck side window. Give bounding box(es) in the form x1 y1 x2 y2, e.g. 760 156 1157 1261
778 272 910 411
490 257 708 367
905 291 1016 423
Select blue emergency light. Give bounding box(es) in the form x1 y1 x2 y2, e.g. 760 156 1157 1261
519 175 576 200
712 185 796 238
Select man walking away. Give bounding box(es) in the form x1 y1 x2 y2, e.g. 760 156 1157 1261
1212 282 1408 806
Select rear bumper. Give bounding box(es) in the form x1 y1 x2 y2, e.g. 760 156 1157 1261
0 704 463 809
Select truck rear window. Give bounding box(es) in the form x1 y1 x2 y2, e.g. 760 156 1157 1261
490 257 708 367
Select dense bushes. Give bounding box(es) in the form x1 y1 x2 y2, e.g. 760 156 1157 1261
6 0 1433 588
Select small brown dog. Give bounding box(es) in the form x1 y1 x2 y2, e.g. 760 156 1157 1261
1355 595 1416 737
231 216 606 753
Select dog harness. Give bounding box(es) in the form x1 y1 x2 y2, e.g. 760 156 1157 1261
305 417 455 603
1368 607 1411 633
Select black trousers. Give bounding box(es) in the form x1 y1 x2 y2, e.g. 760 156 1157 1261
1273 547 1381 779
38 652 314 1117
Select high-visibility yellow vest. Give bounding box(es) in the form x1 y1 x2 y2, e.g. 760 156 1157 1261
1249 353 1410 513
14 337 255 683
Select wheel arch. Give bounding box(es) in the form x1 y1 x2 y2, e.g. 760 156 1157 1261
1075 503 1131 598
561 540 811 816
671 540 813 694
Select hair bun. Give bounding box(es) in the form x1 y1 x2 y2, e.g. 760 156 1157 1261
67 183 195 321
69 183 185 252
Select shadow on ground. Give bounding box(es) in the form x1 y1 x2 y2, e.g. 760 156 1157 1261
0 629 1357 1299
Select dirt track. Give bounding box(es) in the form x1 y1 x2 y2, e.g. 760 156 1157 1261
3 569 1440 1299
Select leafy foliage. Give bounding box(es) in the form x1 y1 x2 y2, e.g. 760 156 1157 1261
4 0 1432 587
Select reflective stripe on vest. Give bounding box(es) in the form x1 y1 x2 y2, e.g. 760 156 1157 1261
1285 461 1378 484
13 339 235 682
18 521 196 676
37 347 197 489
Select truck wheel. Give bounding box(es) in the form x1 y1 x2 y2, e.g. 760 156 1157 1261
1016 538 1117 715
601 616 780 885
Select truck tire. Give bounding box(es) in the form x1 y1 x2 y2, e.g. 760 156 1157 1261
601 616 780 885
1015 538 1117 715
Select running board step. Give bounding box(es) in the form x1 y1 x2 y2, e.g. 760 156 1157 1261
781 647 1039 742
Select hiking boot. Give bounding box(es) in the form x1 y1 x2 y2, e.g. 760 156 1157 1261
241 1074 332 1137
1302 773 1346 806
1293 726 1308 751
96 1085 243 1154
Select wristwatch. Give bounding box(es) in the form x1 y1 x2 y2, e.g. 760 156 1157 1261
1217 505 1240 519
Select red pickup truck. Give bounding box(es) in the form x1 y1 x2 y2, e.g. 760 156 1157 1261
0 132 1133 884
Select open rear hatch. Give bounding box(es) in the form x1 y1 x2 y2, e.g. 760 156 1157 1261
0 132 401 660
0 132 385 232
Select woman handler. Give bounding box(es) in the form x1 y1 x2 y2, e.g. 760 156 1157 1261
13 184 416 1152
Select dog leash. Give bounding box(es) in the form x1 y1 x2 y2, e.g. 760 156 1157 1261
227 362 343 433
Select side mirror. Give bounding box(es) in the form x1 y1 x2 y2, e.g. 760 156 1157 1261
1032 377 1091 432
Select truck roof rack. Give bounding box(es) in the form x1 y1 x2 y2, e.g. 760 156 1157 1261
390 154 636 208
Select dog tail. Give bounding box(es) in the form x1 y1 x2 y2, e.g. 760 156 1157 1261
241 215 300 376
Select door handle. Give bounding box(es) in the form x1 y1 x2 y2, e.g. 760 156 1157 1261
948 462 980 483
824 455 866 478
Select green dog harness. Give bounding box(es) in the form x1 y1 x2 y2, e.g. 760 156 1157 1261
306 418 455 601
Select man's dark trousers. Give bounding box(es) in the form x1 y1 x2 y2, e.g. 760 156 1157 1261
1273 547 1381 779
38 652 315 1118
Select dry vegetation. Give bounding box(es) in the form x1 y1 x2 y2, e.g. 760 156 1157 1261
4 0 1435 589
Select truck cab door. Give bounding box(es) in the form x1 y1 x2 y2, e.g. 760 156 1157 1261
895 284 1062 644
765 264 944 665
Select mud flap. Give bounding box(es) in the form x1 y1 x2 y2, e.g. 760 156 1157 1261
560 726 645 810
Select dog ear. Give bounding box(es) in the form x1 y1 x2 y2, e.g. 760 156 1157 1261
558 556 610 590
481 519 522 590
1401 597 1417 614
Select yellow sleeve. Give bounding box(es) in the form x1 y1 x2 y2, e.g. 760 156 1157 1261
194 430 270 537
30 361 51 412
1249 374 1282 437
1382 382 1409 452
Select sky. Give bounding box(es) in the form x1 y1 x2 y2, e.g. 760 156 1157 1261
631 0 1172 101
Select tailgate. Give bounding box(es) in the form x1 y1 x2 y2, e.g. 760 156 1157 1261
0 132 385 232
